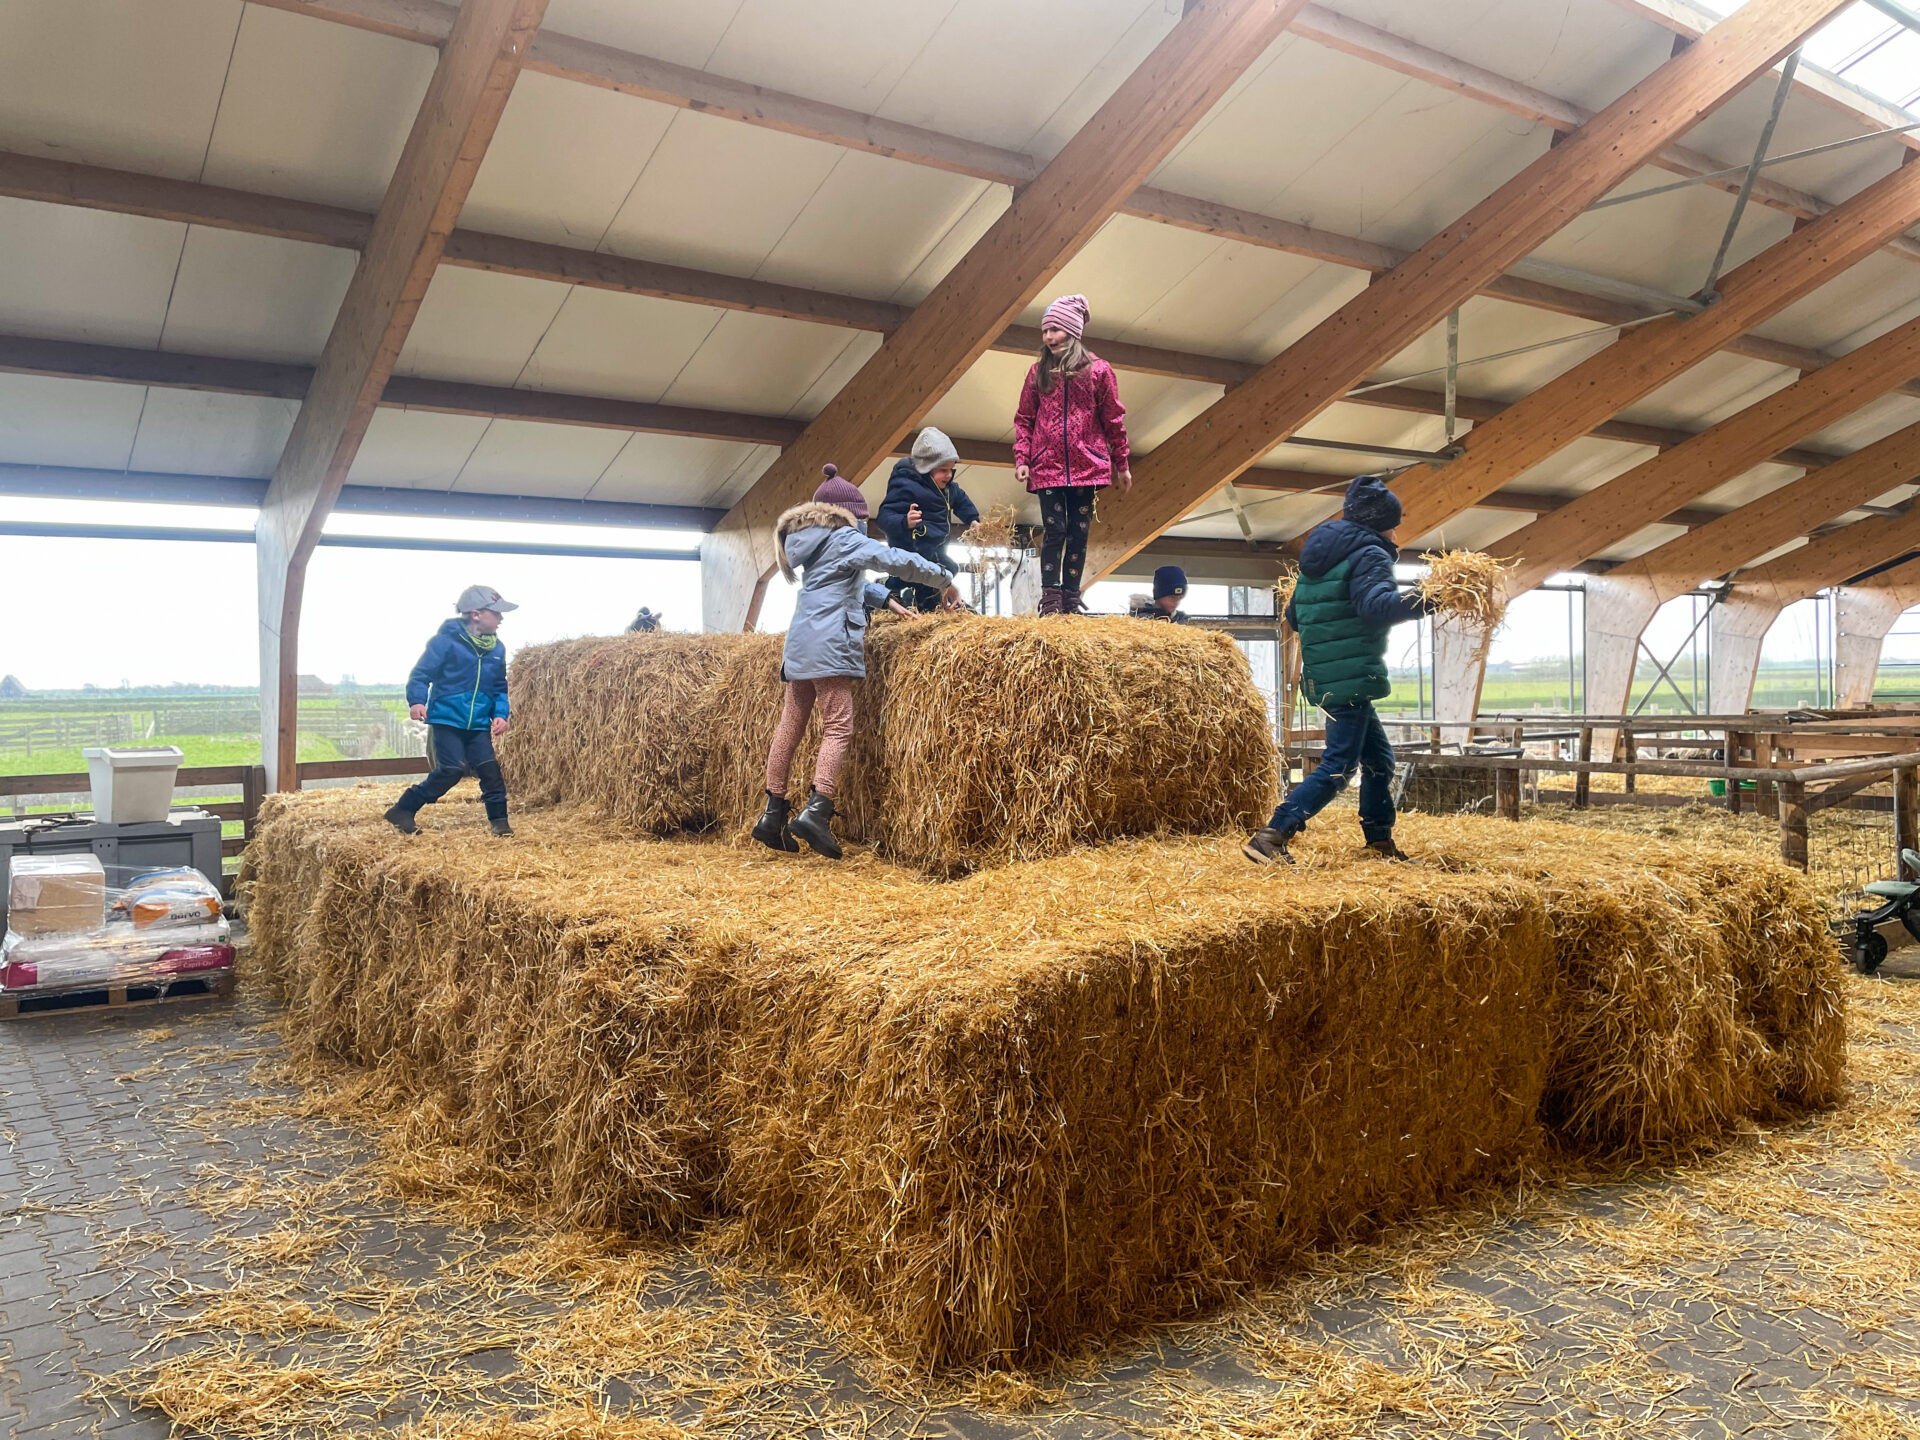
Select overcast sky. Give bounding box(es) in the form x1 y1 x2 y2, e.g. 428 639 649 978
0 499 1892 692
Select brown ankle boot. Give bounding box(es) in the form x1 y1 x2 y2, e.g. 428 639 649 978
1038 587 1065 617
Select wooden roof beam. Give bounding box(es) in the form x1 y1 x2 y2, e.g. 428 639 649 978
1489 311 1920 595
1393 153 1920 541
702 0 1315 631
255 0 548 788
1083 0 1856 582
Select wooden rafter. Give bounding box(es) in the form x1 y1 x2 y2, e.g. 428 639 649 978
702 0 1315 631
1491 311 1920 596
1394 154 1920 542
256 0 548 788
1083 0 1855 582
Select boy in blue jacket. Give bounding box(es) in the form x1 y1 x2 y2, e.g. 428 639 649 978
1244 476 1434 865
386 585 516 838
876 427 979 612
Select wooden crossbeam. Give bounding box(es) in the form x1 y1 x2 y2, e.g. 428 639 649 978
2 151 1882 465
1394 154 1920 542
701 0 1314 631
1492 312 1920 595
256 0 548 789
1083 0 1854 583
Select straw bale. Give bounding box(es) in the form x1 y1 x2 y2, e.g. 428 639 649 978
504 617 1279 874
245 791 1552 1363
242 791 1843 1366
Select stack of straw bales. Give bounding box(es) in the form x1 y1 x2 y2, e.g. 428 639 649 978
500 618 1278 874
244 793 1843 1366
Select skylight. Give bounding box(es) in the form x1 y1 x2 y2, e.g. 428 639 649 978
1693 0 1920 112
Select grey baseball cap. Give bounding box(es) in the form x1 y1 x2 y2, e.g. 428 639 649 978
455 585 517 614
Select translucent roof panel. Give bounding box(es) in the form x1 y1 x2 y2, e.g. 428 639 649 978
1695 1 1920 115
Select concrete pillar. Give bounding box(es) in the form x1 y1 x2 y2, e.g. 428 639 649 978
1834 585 1915 707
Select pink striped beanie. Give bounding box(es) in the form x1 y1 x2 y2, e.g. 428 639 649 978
1041 294 1089 339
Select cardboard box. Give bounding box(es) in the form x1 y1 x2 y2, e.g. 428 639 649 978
9 854 107 938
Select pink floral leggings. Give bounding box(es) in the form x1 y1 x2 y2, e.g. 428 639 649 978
764 677 856 798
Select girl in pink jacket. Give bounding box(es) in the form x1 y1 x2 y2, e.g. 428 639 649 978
1013 294 1131 616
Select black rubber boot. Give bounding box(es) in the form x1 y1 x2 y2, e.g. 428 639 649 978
752 791 799 853
787 789 842 859
384 804 418 835
1365 838 1410 861
490 817 514 838
1242 826 1296 866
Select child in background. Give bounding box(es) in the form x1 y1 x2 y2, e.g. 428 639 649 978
877 426 979 612
755 467 958 859
1012 293 1131 616
386 585 515 838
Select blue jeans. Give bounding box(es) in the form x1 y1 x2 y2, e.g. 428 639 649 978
397 725 507 821
1271 699 1398 843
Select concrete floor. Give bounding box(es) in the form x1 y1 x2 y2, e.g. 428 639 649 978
3 958 1919 1440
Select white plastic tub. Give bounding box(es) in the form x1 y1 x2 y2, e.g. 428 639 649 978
81 746 185 824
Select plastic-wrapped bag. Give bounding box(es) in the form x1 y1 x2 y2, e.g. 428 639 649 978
111 867 223 929
1 917 232 992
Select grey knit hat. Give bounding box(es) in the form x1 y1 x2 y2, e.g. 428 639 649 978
910 426 960 474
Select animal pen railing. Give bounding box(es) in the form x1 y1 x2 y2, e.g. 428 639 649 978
1286 711 1920 889
0 757 431 898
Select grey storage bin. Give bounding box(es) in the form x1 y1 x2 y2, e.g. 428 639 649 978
0 811 223 933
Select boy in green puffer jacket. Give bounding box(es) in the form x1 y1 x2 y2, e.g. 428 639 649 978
1244 475 1435 865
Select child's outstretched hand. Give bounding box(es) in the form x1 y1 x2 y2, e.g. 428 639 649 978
886 598 917 620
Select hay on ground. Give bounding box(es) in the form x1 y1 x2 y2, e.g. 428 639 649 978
503 617 1280 875
241 791 1842 1366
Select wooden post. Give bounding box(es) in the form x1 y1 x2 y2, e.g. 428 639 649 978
1574 726 1593 809
1778 778 1808 872
1622 725 1636 793
1896 762 1920 874
1497 766 1522 821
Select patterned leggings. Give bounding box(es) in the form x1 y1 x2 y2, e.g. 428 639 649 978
1038 485 1099 590
765 677 856 798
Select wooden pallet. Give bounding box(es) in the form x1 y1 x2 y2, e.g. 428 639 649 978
0 970 235 1020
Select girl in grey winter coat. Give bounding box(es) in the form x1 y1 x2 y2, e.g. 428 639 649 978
755 467 956 858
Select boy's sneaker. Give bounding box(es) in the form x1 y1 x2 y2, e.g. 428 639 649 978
1242 827 1295 866
384 805 418 835
490 818 514 838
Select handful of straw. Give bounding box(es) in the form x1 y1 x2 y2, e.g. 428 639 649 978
1414 549 1512 632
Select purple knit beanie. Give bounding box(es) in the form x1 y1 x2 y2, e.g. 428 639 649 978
813 464 870 519
1041 294 1089 339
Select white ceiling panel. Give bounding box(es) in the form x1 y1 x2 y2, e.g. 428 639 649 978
1692 460 1806 514
1596 521 1691 565
393 268 570 388
756 153 994 300
1406 506 1530 556
1498 434 1658 509
1618 352 1796 430
0 373 145 470
200 5 431 211
127 388 297 478
345 409 492 490
1105 374 1219 453
892 187 1010 305
662 310 867 417
889 0 1162 154
518 289 726 403
159 228 357 363
1369 296 1620 403
1760 251 1920 353
1133 250 1366 366
450 419 633 498
600 110 845 279
787 331 885 421
704 0 955 118
0 200 181 348
538 0 741 70
0 0 239 179
1801 395 1920 453
919 352 1033 445
461 73 678 250
589 432 776 508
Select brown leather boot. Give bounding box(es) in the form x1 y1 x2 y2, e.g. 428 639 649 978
1038 586 1065 617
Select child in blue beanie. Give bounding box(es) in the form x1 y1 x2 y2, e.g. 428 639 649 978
1245 475 1435 865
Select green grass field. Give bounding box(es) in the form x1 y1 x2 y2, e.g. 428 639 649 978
0 733 345 778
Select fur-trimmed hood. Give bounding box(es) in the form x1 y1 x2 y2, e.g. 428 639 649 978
775 500 860 581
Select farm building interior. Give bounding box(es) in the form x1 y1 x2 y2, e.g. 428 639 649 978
4 0 1920 1436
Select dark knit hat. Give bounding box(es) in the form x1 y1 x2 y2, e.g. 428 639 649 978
1342 473 1402 534
813 464 870 519
1153 565 1188 601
